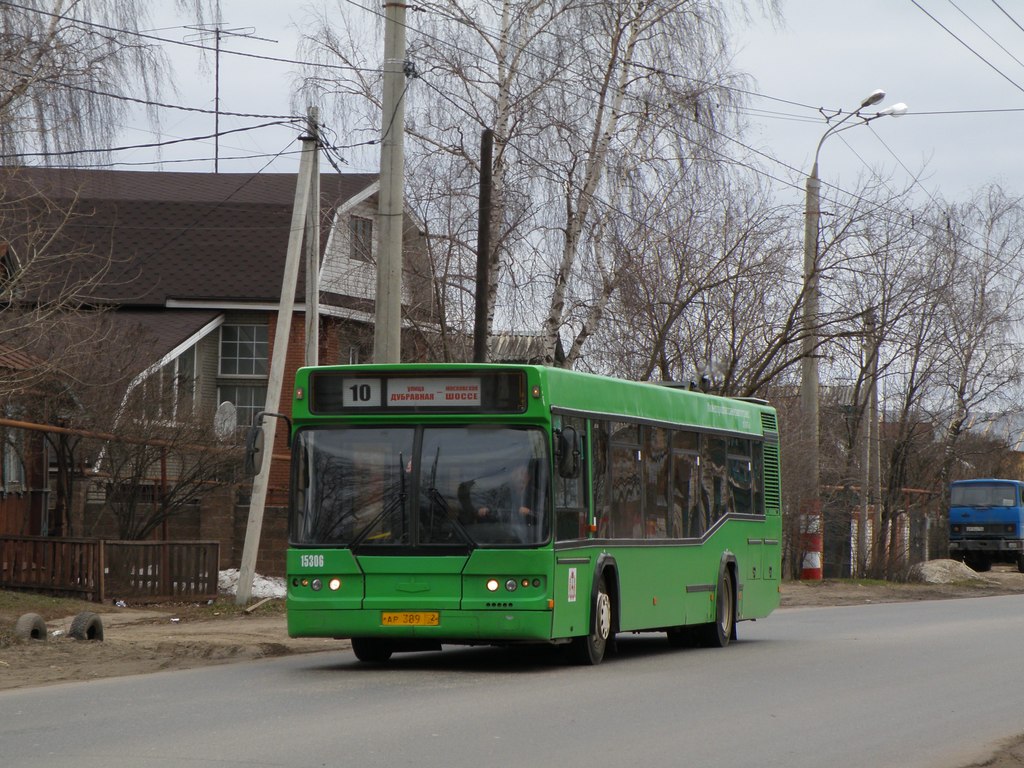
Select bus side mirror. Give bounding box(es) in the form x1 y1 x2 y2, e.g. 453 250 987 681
243 423 265 477
555 426 581 479
243 411 293 476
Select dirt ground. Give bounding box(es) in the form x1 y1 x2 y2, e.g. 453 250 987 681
3 566 1024 766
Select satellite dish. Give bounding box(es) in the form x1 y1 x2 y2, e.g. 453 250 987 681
214 401 238 439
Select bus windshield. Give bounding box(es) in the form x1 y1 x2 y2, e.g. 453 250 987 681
292 425 550 548
950 483 1018 508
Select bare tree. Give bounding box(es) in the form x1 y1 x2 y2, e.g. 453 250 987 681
814 183 1024 576
299 0 778 365
0 1 214 163
60 323 240 541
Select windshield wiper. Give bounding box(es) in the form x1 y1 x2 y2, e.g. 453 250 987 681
348 492 407 549
426 487 476 549
349 453 409 549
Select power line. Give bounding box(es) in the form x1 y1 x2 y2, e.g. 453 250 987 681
0 0 378 75
910 0 1024 97
65 148 307 170
0 120 300 161
0 64 299 120
944 0 1024 73
989 0 1024 36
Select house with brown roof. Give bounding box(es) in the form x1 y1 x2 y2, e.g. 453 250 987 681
0 167 434 552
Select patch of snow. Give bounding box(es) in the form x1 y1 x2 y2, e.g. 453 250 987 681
218 569 286 599
907 559 987 584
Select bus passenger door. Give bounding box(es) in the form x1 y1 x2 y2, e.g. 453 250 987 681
551 415 591 639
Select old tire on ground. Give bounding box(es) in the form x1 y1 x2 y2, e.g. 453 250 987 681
68 611 104 641
571 573 612 665
350 637 393 663
699 569 735 648
14 612 48 641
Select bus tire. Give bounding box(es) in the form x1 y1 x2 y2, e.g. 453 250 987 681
571 574 612 665
14 613 48 641
68 611 104 641
700 569 735 648
351 637 393 663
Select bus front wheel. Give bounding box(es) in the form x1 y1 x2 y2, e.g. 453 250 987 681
572 574 612 665
700 569 735 648
351 637 393 663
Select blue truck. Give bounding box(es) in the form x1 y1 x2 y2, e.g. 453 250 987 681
948 478 1024 573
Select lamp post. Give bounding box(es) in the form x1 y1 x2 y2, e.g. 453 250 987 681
800 90 907 580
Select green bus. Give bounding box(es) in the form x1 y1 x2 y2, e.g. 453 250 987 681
269 363 781 665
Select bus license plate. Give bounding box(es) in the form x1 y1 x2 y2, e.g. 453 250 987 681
381 611 440 626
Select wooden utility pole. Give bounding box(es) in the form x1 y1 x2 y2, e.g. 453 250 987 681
235 112 319 605
473 128 493 363
373 2 409 363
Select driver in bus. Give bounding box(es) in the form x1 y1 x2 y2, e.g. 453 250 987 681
460 462 537 525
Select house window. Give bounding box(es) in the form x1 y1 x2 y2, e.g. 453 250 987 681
350 216 373 262
220 325 268 376
144 347 196 421
217 384 267 430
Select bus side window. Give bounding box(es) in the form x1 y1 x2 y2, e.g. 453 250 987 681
555 416 586 541
592 420 610 538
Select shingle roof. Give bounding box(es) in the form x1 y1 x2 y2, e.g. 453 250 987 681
5 167 378 307
0 342 45 371
113 309 223 367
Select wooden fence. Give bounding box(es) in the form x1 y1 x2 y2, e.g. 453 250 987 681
0 536 220 603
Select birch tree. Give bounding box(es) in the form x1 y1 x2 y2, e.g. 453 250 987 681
0 0 213 161
299 0 777 365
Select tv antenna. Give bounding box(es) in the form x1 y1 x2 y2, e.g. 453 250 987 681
184 24 278 172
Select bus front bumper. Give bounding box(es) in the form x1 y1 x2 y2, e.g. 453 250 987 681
288 607 555 643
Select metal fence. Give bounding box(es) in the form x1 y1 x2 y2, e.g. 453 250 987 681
0 536 220 603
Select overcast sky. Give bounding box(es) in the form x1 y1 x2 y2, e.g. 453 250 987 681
119 0 1024 205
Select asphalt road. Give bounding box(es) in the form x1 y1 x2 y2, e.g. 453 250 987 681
4 596 1024 768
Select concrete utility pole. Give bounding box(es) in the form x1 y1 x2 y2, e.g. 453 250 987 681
373 2 409 364
305 107 321 366
235 115 319 605
800 90 906 580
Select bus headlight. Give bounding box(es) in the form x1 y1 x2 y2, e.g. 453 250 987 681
486 578 500 592
311 578 323 591
329 578 342 591
505 579 518 592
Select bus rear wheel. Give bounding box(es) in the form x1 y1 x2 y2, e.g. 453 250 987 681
351 637 393 663
700 569 735 648
571 574 612 665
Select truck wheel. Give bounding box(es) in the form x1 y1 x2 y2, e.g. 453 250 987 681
14 613 48 641
68 611 104 641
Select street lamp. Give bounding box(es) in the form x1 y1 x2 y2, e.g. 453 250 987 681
799 90 907 580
